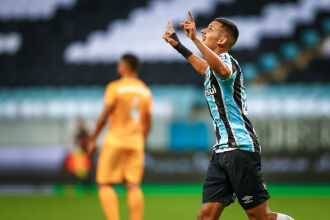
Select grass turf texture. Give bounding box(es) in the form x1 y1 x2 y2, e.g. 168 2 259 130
0 184 329 220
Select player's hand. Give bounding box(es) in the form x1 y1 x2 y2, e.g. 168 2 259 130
162 20 179 47
180 11 197 41
87 139 97 157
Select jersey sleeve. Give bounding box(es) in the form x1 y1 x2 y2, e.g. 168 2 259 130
219 53 233 74
218 53 235 82
104 83 117 106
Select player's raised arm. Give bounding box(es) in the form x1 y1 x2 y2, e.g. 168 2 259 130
181 11 231 80
162 20 208 75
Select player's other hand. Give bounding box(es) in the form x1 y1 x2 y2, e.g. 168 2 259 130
180 11 197 41
162 20 178 47
87 138 97 157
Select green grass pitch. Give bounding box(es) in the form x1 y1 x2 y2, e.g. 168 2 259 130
0 184 329 220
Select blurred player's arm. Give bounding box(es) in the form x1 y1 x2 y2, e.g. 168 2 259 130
162 21 208 75
143 111 152 140
180 11 231 80
87 104 113 156
88 84 116 156
142 96 152 140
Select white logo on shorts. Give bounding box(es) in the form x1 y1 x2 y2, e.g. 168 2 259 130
242 196 254 204
263 183 267 190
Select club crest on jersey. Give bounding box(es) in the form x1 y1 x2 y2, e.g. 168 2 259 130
220 54 227 60
205 85 216 96
205 73 210 80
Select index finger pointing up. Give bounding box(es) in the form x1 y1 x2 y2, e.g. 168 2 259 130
188 10 194 22
168 20 175 32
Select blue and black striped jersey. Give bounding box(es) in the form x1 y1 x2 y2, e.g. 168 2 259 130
204 53 260 152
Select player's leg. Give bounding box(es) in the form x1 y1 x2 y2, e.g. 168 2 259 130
96 145 124 220
198 153 235 220
245 201 294 220
98 184 120 220
197 202 226 220
245 201 277 220
123 149 145 220
125 182 144 220
228 150 294 220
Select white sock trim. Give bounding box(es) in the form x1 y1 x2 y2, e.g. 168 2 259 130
277 213 294 220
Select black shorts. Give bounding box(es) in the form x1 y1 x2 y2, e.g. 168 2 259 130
202 149 270 210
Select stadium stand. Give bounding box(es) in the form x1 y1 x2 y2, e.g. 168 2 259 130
1 84 330 119
0 0 151 86
0 0 76 21
0 0 329 86
0 32 21 55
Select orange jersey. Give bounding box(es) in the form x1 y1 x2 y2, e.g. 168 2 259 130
103 77 152 150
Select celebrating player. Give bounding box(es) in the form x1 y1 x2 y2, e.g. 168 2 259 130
88 54 152 220
163 11 294 220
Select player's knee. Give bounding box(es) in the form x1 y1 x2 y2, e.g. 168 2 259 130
125 182 140 190
246 209 275 220
197 208 213 220
98 183 113 189
246 210 257 220
197 209 207 220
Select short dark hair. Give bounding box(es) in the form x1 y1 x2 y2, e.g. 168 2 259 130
121 53 141 72
214 18 239 48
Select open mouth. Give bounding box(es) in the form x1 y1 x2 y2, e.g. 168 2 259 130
201 35 206 41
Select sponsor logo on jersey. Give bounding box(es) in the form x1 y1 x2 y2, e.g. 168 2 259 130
118 85 151 97
205 85 217 96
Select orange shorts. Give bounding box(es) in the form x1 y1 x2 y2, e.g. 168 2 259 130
96 145 144 184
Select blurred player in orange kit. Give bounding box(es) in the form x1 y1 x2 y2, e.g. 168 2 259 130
88 54 152 220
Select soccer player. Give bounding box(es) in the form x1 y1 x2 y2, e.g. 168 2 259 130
163 11 294 220
88 54 152 220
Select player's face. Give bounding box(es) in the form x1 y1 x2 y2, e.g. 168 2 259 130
201 21 224 50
